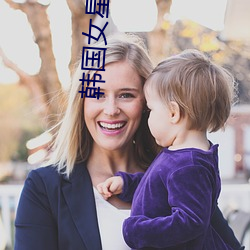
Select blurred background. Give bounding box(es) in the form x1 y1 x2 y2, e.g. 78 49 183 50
0 0 250 249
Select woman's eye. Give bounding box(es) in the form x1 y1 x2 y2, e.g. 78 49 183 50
120 93 135 98
98 93 105 98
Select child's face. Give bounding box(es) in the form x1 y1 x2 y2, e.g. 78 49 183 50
145 88 175 147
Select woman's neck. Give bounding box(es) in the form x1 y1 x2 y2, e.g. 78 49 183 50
86 143 141 186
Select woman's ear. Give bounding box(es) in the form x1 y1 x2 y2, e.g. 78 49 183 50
169 101 181 124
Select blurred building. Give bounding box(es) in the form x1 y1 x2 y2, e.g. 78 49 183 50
208 105 250 181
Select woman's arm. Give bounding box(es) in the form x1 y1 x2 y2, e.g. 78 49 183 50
14 170 58 250
211 206 245 250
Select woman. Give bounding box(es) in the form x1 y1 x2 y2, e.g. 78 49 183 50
14 34 243 250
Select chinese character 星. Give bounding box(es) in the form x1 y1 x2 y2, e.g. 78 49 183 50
85 0 110 18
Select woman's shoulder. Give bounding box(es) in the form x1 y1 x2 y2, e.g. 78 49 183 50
24 165 63 194
29 164 61 180
27 161 87 188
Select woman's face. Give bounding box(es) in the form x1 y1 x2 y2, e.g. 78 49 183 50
84 61 144 152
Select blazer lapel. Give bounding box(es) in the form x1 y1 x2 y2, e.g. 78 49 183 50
62 163 102 250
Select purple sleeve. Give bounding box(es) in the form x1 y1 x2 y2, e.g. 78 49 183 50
123 166 215 249
115 171 144 202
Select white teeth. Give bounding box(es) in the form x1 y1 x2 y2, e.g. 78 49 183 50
99 122 124 129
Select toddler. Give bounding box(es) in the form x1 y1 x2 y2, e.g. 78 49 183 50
97 49 236 249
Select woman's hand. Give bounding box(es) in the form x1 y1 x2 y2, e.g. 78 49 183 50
97 176 124 200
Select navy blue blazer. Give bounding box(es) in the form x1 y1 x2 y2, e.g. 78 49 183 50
14 163 102 250
14 162 243 250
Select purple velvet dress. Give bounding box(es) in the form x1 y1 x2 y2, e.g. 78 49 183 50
117 144 234 250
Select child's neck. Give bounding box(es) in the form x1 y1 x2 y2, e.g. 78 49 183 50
169 130 210 151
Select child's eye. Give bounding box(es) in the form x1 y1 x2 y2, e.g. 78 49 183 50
119 93 135 98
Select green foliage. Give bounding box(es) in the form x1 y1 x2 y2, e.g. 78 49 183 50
161 19 250 104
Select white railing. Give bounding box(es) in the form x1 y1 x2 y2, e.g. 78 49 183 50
0 185 23 250
219 183 250 213
219 183 250 250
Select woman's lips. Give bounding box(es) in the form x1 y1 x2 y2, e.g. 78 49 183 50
98 121 126 131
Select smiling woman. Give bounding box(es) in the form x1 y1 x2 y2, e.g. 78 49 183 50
49 34 157 178
14 34 158 250
84 61 144 152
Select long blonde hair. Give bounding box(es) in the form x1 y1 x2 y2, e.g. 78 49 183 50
50 34 158 177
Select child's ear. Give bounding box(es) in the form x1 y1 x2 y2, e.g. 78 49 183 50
169 101 180 124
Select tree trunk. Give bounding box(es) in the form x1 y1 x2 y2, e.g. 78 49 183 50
4 0 65 126
66 0 95 74
148 0 173 65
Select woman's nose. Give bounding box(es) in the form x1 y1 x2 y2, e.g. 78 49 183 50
103 98 120 116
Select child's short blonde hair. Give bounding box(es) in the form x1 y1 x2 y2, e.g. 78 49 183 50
145 49 236 132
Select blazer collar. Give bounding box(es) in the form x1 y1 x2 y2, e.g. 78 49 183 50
62 162 102 250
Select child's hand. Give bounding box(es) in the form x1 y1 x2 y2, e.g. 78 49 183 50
97 176 124 200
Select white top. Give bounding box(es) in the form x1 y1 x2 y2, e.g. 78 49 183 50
93 187 131 250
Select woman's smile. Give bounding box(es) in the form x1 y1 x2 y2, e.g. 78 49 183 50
98 121 126 130
84 61 144 151
98 120 127 135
